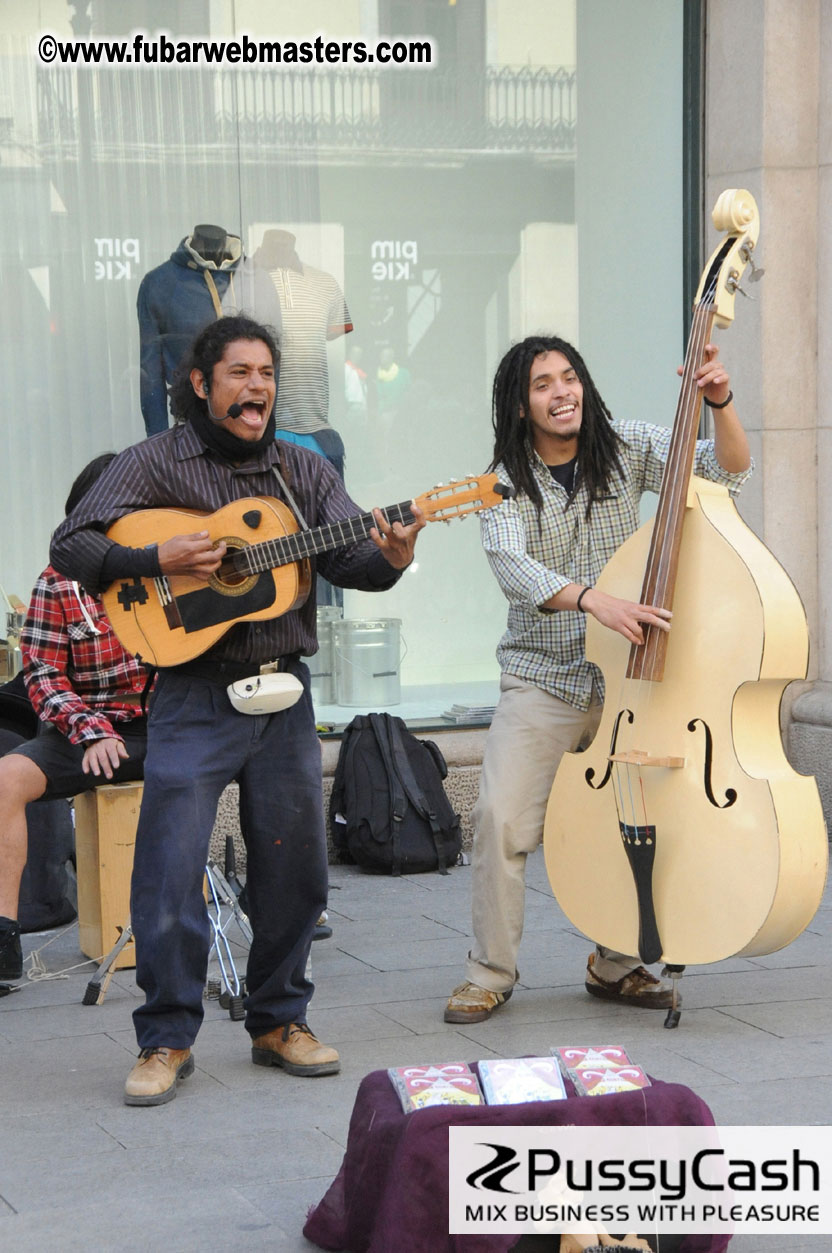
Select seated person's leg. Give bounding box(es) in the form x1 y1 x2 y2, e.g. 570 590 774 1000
0 746 49 979
0 749 49 919
0 721 147 973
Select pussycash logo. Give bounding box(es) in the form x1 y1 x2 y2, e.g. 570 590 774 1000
466 1144 522 1194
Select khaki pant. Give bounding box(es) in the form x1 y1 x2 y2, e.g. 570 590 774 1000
465 673 639 993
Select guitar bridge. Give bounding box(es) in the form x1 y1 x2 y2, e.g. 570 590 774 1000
153 576 184 630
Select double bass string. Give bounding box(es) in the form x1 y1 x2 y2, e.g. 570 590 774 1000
609 286 718 864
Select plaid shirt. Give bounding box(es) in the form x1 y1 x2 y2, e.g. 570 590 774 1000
482 420 753 710
21 567 149 745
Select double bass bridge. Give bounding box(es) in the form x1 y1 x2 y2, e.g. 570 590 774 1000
608 750 685 768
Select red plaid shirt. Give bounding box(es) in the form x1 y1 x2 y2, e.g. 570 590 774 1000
21 566 149 745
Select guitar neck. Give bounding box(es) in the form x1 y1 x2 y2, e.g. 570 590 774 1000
234 500 417 576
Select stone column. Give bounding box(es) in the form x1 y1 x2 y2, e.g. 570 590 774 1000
707 0 830 825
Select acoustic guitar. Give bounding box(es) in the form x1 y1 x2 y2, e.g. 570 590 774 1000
101 475 510 667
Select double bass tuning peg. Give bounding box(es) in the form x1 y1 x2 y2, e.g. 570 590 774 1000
725 267 754 301
740 243 765 283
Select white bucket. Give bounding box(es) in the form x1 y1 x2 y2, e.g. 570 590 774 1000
309 606 343 706
333 618 404 707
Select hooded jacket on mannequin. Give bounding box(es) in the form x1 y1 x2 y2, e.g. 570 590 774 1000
137 229 282 435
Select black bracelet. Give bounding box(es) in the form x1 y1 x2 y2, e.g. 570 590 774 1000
704 389 733 410
576 586 592 612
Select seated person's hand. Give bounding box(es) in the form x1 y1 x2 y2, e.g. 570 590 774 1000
82 737 129 780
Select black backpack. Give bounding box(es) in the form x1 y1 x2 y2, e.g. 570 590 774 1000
330 712 461 875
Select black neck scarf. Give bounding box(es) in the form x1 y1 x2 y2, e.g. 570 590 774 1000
190 408 277 462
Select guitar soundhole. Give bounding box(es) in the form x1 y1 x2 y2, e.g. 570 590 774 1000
210 537 257 596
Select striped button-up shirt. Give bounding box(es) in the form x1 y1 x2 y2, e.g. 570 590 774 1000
50 423 401 666
482 420 753 710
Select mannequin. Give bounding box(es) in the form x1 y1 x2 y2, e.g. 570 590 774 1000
254 227 353 610
253 227 352 468
255 229 303 274
190 223 229 268
137 224 281 435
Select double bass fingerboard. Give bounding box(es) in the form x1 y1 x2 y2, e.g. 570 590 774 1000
629 238 734 682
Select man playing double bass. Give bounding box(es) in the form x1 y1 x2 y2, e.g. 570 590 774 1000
445 334 751 1025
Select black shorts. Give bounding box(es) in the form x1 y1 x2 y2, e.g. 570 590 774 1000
6 719 148 800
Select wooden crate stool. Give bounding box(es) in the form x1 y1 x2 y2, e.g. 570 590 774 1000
74 782 141 970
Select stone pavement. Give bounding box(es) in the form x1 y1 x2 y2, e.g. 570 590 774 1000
0 851 829 1252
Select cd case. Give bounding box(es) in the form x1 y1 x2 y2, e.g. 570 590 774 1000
478 1057 568 1105
389 1063 484 1112
554 1045 652 1097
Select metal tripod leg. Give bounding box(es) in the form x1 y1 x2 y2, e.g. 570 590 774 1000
205 859 252 1020
80 856 251 1010
82 924 134 1006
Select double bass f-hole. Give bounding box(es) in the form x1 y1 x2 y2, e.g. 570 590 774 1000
585 708 634 790
687 717 738 809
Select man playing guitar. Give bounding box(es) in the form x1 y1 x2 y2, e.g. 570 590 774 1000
51 314 423 1105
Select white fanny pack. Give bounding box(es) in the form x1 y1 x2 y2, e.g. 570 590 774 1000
226 672 303 716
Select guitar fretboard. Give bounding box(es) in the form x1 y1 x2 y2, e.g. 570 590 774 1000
232 501 416 576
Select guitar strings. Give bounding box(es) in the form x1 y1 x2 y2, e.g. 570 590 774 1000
239 502 417 575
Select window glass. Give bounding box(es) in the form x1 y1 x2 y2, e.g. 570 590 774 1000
0 0 683 723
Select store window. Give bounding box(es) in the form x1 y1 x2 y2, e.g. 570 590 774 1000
0 0 685 726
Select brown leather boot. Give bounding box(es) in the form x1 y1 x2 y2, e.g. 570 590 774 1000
124 1047 194 1106
251 1023 340 1076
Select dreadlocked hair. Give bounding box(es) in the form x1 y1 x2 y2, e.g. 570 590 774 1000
490 334 624 520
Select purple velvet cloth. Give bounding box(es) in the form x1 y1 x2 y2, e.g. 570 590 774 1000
303 1068 730 1253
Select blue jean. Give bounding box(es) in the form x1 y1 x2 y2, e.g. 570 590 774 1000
130 662 327 1049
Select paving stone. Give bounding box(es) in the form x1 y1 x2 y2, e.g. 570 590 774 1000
717 997 830 1038
0 1033 139 1115
237 1174 340 1243
0 973 101 1012
0 1187 276 1251
321 913 466 943
333 934 478 971
0 995 143 1042
0 1109 123 1167
333 1030 503 1075
310 961 467 1009
703 1075 832 1127
293 944 383 979
677 965 826 1009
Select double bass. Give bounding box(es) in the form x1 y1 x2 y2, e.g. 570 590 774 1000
544 190 827 1005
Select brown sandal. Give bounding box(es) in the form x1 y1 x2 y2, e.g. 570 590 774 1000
584 952 678 1010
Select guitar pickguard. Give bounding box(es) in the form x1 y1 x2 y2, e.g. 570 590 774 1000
175 572 277 633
